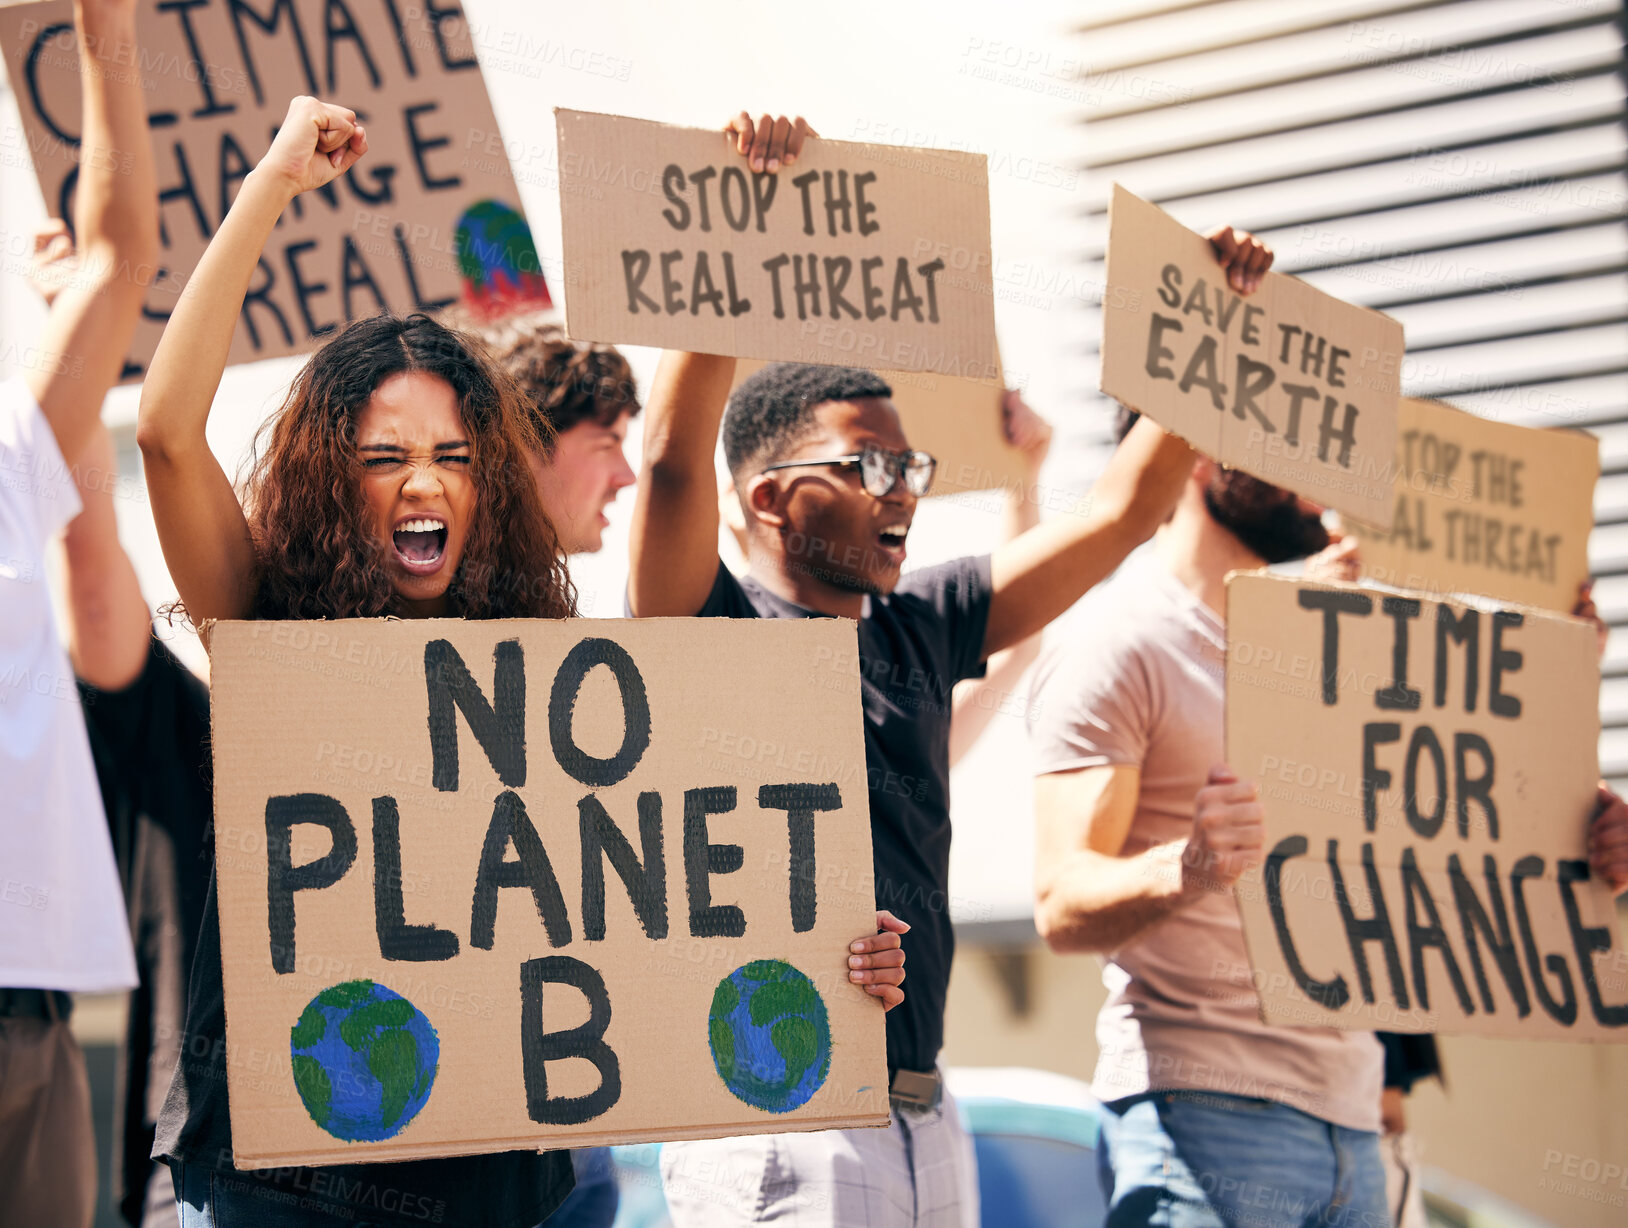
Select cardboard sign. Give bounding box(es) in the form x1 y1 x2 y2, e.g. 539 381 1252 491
1102 186 1402 526
0 0 544 380
733 358 1027 498
1225 573 1627 1040
555 110 997 377
1356 398 1599 613
209 618 887 1168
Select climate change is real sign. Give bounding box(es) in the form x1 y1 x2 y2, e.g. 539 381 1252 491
0 0 547 380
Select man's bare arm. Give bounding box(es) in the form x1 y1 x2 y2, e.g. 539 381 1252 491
983 226 1273 659
627 111 815 618
626 350 738 617
986 423 1194 657
28 0 157 465
1035 763 1264 954
62 425 150 690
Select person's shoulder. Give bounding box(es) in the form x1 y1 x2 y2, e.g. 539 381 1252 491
1030 566 1179 690
889 554 990 610
696 560 769 619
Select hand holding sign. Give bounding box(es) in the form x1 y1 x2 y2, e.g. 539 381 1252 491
853 910 910 1011
257 96 369 197
725 110 819 174
1588 788 1628 894
1103 186 1402 526
1203 225 1275 295
556 108 996 373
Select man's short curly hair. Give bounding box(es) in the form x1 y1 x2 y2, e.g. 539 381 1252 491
723 362 893 480
441 308 639 450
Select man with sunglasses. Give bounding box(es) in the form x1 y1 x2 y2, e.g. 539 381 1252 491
627 110 1273 1227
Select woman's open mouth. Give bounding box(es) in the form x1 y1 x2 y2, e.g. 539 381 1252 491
392 516 449 576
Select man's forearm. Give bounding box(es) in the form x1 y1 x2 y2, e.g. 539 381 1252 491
28 1 157 462
62 426 149 689
1036 840 1196 954
985 424 1193 655
76 0 157 271
639 351 736 481
627 350 737 616
1088 418 1196 544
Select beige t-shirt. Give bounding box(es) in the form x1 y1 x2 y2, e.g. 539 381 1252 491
1028 550 1382 1132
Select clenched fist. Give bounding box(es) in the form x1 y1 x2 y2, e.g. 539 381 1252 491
1185 764 1266 893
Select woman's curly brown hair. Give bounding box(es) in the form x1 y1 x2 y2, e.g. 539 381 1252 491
240 313 576 621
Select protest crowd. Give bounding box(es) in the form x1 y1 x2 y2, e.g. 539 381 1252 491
4 4 1628 1228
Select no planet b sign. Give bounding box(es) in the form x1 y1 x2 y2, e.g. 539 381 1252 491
209 618 888 1168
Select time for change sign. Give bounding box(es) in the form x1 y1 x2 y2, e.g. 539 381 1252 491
1225 573 1626 1040
555 109 997 377
1102 186 1403 527
209 618 888 1168
0 0 545 381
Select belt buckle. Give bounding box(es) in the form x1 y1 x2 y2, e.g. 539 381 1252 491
888 1067 941 1112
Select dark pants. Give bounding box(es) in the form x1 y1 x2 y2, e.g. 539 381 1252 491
0 1014 96 1228
171 1160 392 1227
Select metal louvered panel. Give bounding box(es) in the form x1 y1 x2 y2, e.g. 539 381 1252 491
1072 0 1628 779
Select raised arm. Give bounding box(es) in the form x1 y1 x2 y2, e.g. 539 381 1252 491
62 425 151 689
626 349 739 616
1035 763 1262 953
27 0 157 466
626 111 815 617
136 97 366 623
982 227 1273 658
949 389 1051 764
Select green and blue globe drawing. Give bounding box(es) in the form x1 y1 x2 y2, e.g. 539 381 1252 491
708 960 832 1113
454 199 551 314
290 980 439 1141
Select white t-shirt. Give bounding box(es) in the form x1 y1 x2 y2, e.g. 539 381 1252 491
0 379 137 992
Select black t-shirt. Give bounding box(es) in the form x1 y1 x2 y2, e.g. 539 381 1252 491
144 677 574 1228
694 557 993 1074
80 637 214 1226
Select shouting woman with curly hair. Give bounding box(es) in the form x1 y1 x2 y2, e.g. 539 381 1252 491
134 96 579 1228
138 108 571 628
135 98 906 1228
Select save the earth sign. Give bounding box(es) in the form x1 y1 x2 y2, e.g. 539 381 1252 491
208 618 888 1167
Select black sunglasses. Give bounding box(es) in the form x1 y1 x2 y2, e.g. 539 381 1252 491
759 445 937 498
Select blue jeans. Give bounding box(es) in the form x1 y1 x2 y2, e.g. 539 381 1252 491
1097 1092 1390 1228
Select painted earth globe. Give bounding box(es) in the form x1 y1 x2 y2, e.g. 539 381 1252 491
290 979 439 1141
708 960 832 1113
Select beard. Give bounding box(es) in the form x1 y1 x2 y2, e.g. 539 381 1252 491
1203 469 1330 564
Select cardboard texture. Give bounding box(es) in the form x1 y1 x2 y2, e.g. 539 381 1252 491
1101 186 1402 527
209 618 888 1168
555 110 997 376
733 358 1027 498
1355 398 1599 613
1225 573 1626 1040
0 0 543 380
